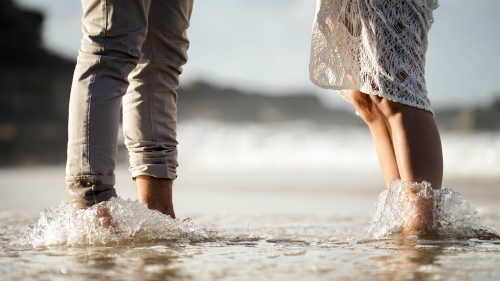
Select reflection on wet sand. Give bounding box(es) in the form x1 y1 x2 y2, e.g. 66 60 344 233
2 210 500 281
64 244 190 280
375 239 443 281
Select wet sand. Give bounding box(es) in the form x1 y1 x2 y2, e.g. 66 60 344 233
1 164 500 280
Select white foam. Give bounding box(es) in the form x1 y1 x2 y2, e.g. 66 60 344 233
366 179 500 239
13 197 209 247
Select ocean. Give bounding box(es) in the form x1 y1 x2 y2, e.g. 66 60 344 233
1 121 500 280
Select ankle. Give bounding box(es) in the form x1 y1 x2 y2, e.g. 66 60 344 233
402 181 436 238
135 176 176 218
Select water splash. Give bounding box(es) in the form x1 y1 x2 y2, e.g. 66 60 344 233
366 179 500 240
13 197 209 247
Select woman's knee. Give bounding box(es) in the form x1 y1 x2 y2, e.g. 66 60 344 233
369 95 406 119
371 96 431 121
348 90 381 124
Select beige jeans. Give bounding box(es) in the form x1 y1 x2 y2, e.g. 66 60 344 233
66 0 194 208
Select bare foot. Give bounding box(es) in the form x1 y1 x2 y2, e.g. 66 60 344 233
135 176 176 218
95 207 114 228
92 206 122 234
401 181 438 239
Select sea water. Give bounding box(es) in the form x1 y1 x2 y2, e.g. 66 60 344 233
2 195 500 281
1 121 500 280
11 180 498 247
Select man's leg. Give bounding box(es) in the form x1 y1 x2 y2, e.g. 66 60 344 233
135 176 175 217
122 0 194 217
66 0 150 208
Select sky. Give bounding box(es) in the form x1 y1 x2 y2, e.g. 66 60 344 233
16 0 500 110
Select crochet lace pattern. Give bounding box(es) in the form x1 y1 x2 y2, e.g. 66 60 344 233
310 0 439 113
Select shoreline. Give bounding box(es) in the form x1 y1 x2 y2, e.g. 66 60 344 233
1 165 498 216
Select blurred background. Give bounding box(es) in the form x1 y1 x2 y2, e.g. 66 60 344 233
1 0 499 215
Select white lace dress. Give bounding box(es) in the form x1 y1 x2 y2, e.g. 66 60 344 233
309 0 439 113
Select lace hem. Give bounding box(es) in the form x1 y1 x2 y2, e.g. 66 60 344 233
310 0 439 113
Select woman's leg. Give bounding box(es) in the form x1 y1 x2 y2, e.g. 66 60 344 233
372 96 443 189
350 91 443 237
374 96 442 237
348 90 400 187
349 90 443 189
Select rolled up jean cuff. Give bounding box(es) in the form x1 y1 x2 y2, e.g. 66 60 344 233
66 175 117 209
129 159 178 180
